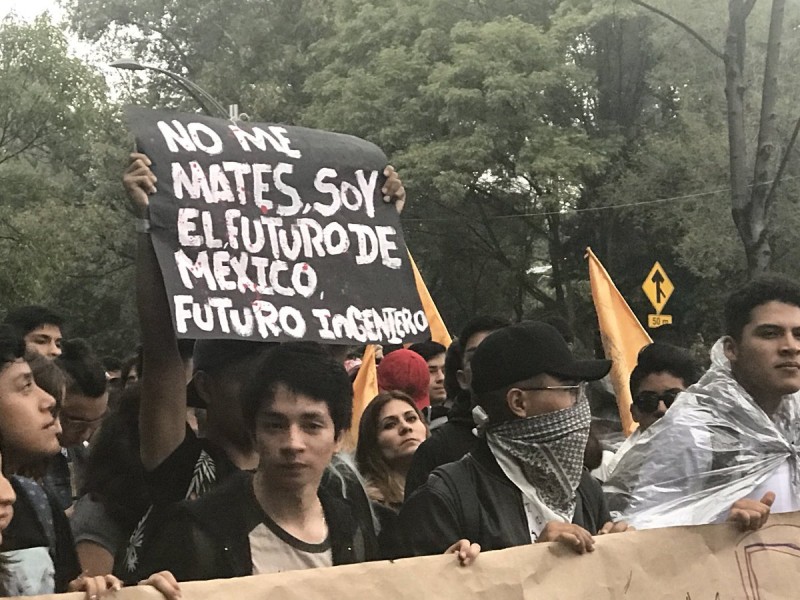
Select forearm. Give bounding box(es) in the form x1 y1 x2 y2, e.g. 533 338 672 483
76 541 115 577
136 231 187 470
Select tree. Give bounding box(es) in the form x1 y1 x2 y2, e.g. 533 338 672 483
301 1 615 328
60 0 800 347
63 0 336 124
0 15 137 356
630 0 798 276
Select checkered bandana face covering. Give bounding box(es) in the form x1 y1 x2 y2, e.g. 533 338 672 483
486 394 591 520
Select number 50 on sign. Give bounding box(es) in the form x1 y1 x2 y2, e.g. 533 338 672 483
642 262 673 328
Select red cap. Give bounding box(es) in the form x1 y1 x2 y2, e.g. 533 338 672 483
377 349 430 411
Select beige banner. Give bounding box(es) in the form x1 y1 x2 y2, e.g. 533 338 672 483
20 512 800 600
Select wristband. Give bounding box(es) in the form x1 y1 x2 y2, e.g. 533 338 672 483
135 218 151 234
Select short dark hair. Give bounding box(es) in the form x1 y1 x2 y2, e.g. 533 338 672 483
241 342 353 438
458 316 509 350
0 325 25 375
724 274 800 341
629 343 700 397
56 339 107 398
27 352 67 406
443 338 463 400
102 356 122 373
4 305 63 337
0 327 26 454
408 340 447 362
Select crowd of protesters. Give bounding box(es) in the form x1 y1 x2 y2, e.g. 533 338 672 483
0 152 797 598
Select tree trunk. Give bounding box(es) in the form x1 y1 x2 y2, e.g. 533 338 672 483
634 0 789 278
747 0 786 276
728 0 786 277
726 0 758 273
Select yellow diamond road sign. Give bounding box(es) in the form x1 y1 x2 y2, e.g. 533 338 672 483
642 262 673 314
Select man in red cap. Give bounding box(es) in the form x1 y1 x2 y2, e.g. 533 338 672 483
377 349 430 413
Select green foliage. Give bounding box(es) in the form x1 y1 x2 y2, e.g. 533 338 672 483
0 0 794 353
0 15 137 357
63 0 336 123
301 1 618 330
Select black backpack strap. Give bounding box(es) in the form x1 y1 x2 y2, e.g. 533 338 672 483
435 458 482 544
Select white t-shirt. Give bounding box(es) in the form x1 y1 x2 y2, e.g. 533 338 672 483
249 517 332 575
743 460 800 515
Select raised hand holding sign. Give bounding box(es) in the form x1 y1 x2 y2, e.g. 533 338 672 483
125 108 428 345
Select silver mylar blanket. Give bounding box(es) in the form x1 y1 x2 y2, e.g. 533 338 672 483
603 339 800 529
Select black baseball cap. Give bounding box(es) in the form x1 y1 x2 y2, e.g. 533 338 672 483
470 321 611 395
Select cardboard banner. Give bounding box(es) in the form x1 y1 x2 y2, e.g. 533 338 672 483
125 108 429 345
26 512 800 600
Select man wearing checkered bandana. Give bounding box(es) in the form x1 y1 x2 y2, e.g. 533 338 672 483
399 322 632 557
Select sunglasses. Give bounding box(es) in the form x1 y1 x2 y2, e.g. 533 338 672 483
632 388 682 413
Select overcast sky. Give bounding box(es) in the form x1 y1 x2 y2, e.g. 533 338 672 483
2 0 109 67
1 0 64 20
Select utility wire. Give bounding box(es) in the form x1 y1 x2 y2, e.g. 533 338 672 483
402 174 800 223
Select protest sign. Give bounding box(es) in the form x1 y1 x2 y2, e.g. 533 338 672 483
28 512 800 600
125 108 429 344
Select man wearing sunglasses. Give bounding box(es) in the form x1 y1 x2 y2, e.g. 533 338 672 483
400 321 631 558
597 343 700 481
630 342 700 432
606 275 800 531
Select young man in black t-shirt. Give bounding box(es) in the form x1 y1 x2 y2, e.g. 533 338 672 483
139 343 372 579
139 343 478 580
120 153 409 579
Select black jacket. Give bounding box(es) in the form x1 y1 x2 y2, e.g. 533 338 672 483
399 440 610 556
138 471 379 581
404 395 478 499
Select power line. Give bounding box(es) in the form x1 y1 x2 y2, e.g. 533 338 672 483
402 174 800 223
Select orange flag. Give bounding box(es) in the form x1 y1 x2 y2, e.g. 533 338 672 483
586 247 652 436
344 344 379 451
408 252 452 346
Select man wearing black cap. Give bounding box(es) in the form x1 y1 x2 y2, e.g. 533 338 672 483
399 321 629 557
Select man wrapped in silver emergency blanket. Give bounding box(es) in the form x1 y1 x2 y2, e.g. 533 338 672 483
604 340 800 529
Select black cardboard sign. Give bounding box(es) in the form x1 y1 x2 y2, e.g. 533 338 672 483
126 108 429 344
